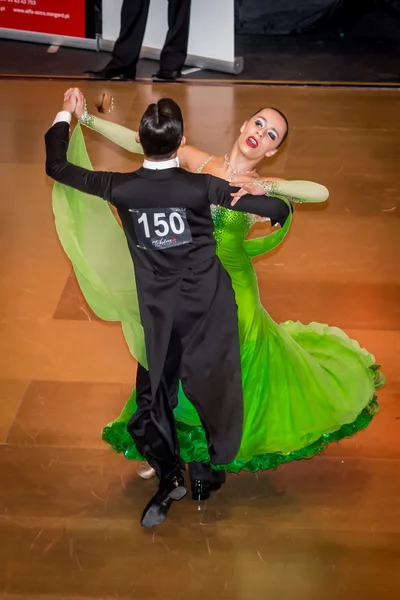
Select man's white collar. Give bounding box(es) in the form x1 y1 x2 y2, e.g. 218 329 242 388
143 157 179 170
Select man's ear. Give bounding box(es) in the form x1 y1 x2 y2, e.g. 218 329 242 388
180 136 186 148
135 132 140 144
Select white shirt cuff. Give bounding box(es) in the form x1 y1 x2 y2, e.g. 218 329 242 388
52 111 72 126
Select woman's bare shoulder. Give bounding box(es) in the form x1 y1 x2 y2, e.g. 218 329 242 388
178 145 213 172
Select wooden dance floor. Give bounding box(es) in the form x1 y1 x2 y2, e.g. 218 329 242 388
0 79 399 599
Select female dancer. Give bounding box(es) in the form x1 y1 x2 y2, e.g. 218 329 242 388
53 89 383 493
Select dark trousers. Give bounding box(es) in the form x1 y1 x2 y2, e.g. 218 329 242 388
127 364 227 483
127 258 243 482
111 0 191 75
127 347 183 481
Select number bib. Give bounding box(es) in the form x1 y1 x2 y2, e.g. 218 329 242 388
129 207 192 250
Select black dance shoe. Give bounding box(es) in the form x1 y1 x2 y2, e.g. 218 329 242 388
140 469 187 528
191 479 222 502
152 70 181 82
85 66 136 81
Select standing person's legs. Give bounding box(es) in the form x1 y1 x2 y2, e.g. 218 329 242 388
154 0 192 80
87 0 150 79
112 0 151 74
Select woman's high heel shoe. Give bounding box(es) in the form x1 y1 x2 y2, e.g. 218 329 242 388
137 462 156 479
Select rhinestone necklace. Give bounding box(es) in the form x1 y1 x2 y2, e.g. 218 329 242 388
224 153 256 182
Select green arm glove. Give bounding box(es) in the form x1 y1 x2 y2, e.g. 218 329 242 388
79 111 144 154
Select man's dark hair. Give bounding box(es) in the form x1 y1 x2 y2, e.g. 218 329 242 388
139 98 183 160
251 107 289 147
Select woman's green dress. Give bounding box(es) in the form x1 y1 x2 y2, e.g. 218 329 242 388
53 125 383 473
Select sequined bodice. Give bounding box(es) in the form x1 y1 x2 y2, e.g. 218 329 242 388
197 156 257 247
211 204 256 246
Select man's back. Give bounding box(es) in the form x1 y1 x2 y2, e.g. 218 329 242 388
110 166 219 274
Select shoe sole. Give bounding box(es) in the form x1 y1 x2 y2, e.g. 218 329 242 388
141 486 187 528
169 485 187 501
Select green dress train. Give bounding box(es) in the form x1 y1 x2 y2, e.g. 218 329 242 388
53 124 384 474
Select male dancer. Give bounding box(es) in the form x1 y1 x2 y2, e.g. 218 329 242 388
45 92 290 527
